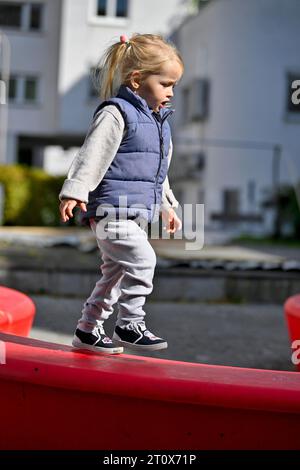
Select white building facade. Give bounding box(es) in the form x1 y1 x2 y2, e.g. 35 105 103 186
0 0 191 171
170 0 300 237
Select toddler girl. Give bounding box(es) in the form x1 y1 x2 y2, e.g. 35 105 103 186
59 33 183 354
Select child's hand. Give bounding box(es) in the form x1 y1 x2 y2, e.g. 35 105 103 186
59 199 87 222
162 208 182 234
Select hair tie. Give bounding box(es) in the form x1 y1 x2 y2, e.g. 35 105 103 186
120 34 130 45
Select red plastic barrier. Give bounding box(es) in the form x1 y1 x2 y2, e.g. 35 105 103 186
0 286 35 336
284 294 300 372
0 332 300 450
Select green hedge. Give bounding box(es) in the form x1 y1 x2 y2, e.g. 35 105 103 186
0 164 67 226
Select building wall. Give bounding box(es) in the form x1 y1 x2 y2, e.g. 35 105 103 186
171 0 300 232
3 0 190 164
57 0 189 132
6 0 61 135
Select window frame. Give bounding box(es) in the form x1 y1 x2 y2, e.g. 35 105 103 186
88 0 130 26
0 1 44 32
8 73 40 106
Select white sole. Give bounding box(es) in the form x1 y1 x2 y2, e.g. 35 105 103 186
112 334 168 351
72 338 123 355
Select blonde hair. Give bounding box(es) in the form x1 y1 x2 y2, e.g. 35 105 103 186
92 33 184 100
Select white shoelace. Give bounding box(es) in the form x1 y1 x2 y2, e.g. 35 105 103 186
126 321 146 332
126 322 160 340
94 324 113 344
97 324 106 336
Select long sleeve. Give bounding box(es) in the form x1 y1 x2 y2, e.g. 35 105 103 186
160 138 179 214
59 105 125 203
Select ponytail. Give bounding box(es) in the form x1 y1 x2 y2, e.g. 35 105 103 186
95 38 129 100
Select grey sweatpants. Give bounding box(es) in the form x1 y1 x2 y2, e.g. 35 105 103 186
77 218 157 332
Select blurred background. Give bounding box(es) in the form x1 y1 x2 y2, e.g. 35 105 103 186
0 0 300 370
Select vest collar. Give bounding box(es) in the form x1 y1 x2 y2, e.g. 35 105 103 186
117 85 174 121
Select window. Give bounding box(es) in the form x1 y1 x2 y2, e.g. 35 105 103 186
24 77 37 101
29 3 43 30
92 0 129 20
97 0 106 16
8 76 18 100
8 75 39 105
0 2 43 31
0 2 22 28
223 189 240 216
188 78 209 121
116 0 127 17
287 73 300 114
182 79 210 123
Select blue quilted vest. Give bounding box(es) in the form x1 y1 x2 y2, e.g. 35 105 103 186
84 84 174 223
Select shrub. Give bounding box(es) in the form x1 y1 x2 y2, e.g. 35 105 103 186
0 164 66 226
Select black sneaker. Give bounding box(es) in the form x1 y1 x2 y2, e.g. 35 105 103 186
72 326 123 355
112 322 168 351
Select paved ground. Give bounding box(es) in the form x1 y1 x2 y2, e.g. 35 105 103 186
230 241 300 262
29 295 294 372
0 226 298 372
